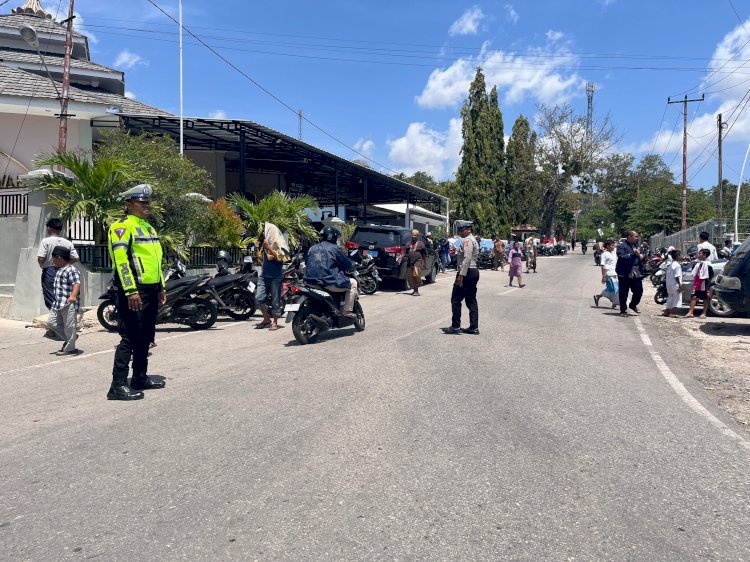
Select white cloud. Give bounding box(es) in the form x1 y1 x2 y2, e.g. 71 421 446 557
448 6 486 36
546 30 564 42
416 41 583 109
505 4 519 24
114 49 147 70
208 109 228 119
124 91 137 100
600 0 616 6
353 138 375 158
388 118 463 179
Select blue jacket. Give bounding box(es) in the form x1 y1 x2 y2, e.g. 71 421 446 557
304 241 353 289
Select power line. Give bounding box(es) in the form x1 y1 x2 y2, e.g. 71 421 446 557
660 108 683 161
142 0 395 173
727 0 750 40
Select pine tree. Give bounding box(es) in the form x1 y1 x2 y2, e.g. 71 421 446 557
487 86 507 235
505 115 540 228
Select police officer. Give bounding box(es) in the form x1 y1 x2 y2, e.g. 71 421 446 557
442 220 480 335
107 184 166 401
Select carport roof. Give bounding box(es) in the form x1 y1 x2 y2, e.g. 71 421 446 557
101 114 447 208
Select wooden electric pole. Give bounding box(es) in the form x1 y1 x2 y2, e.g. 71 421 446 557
718 113 727 240
668 94 704 250
58 0 75 153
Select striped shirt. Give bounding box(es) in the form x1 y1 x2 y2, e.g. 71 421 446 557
51 265 81 311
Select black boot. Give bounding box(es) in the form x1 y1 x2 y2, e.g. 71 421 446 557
130 376 166 391
107 385 144 401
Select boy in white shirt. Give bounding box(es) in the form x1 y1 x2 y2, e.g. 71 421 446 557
593 239 618 308
663 249 683 318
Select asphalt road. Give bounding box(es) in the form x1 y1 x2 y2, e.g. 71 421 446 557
2 253 750 561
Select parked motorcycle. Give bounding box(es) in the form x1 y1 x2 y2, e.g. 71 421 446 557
285 273 365 345
356 253 382 295
199 251 257 320
477 248 494 270
97 274 218 332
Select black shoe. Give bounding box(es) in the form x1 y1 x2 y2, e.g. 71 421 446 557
619 312 629 317
107 385 144 401
441 326 462 335
629 305 641 314
461 328 480 335
130 377 166 391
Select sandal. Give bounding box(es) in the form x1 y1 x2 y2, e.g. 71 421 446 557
269 324 279 331
255 320 272 329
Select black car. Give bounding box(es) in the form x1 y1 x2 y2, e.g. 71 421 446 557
713 237 750 316
346 225 440 289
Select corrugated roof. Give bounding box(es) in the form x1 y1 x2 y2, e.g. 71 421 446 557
0 64 167 116
0 48 119 73
0 13 84 38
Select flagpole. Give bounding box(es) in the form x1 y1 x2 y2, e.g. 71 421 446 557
179 0 184 155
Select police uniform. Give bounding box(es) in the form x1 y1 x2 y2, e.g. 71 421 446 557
107 184 166 400
443 221 480 335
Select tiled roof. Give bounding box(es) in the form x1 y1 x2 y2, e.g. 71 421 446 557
0 13 84 38
0 64 168 116
0 48 119 73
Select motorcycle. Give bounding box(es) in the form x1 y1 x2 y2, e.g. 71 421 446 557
581 243 587 255
285 273 365 345
197 253 258 320
356 253 382 295
97 273 218 332
477 248 494 270
594 250 602 266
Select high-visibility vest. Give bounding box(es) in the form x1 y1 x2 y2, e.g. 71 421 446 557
108 215 165 295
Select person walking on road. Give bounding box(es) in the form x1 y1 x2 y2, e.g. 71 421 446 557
593 239 618 309
663 249 683 318
47 247 81 356
508 241 525 288
615 230 644 317
492 235 506 271
37 218 79 338
525 234 537 273
442 221 479 335
438 236 450 273
255 222 288 331
399 229 426 296
106 184 166 401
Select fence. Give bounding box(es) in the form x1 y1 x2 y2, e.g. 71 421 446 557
0 192 28 216
77 245 246 271
67 216 96 244
649 219 750 250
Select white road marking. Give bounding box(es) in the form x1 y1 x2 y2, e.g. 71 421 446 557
499 288 518 295
634 316 750 451
0 321 246 376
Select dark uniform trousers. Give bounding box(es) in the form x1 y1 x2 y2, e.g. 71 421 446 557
617 275 643 314
451 268 479 330
112 283 160 386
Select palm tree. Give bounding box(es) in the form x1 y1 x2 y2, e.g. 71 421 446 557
228 191 320 249
31 151 137 244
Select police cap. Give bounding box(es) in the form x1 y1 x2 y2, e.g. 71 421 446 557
455 220 473 230
120 184 154 202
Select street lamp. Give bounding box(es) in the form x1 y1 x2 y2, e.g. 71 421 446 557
19 25 61 100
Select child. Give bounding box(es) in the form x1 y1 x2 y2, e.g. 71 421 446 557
663 249 682 318
47 246 82 355
686 248 712 319
594 239 618 309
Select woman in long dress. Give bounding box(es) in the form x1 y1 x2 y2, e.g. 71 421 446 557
663 249 682 318
508 241 525 288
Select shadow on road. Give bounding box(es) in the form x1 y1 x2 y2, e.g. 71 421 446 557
699 321 750 338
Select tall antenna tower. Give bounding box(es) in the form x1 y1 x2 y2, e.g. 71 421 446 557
585 82 595 141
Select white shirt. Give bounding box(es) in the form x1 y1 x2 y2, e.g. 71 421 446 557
666 261 682 290
37 235 79 268
697 241 718 262
601 250 617 277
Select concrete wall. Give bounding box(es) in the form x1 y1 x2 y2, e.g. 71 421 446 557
0 215 28 284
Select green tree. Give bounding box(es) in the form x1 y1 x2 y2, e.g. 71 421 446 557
505 115 541 228
487 85 507 234
31 151 136 244
228 190 320 250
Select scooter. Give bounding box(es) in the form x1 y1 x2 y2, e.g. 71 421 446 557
356 253 382 295
284 273 365 345
581 243 588 255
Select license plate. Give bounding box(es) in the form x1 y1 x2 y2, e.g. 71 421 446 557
365 250 378 257
247 281 256 292
285 303 300 312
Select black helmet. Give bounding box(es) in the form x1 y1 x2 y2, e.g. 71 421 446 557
217 250 232 264
322 227 341 244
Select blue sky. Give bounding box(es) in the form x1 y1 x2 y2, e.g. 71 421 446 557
41 0 750 190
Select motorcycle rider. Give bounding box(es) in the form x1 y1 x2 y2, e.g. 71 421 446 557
581 238 588 254
304 227 358 318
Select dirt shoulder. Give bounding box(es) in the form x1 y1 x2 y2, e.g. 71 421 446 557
639 282 750 434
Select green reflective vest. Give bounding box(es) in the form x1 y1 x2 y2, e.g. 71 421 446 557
108 215 165 295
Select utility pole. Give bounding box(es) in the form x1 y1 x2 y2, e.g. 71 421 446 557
58 0 75 153
718 113 727 240
298 110 303 141
586 82 595 209
668 94 704 250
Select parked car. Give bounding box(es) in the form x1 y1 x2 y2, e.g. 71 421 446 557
346 225 441 289
713 237 750 316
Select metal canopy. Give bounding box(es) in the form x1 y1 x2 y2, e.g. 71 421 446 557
99 114 446 211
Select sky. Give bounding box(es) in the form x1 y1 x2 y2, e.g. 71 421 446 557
31 0 750 190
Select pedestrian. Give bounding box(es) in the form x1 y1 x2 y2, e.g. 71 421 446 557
37 218 79 337
399 229 426 296
663 249 683 318
615 230 645 317
524 234 537 273
442 221 479 334
425 232 435 250
492 235 506 271
438 236 450 273
697 231 718 261
720 239 734 259
255 222 288 330
508 241 525 287
106 184 166 401
686 248 713 319
593 239 618 309
47 246 81 356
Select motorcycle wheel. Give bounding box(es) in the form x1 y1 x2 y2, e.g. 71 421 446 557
292 306 319 345
359 275 378 295
224 289 257 320
353 301 365 332
187 299 218 329
97 300 119 332
654 287 668 305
